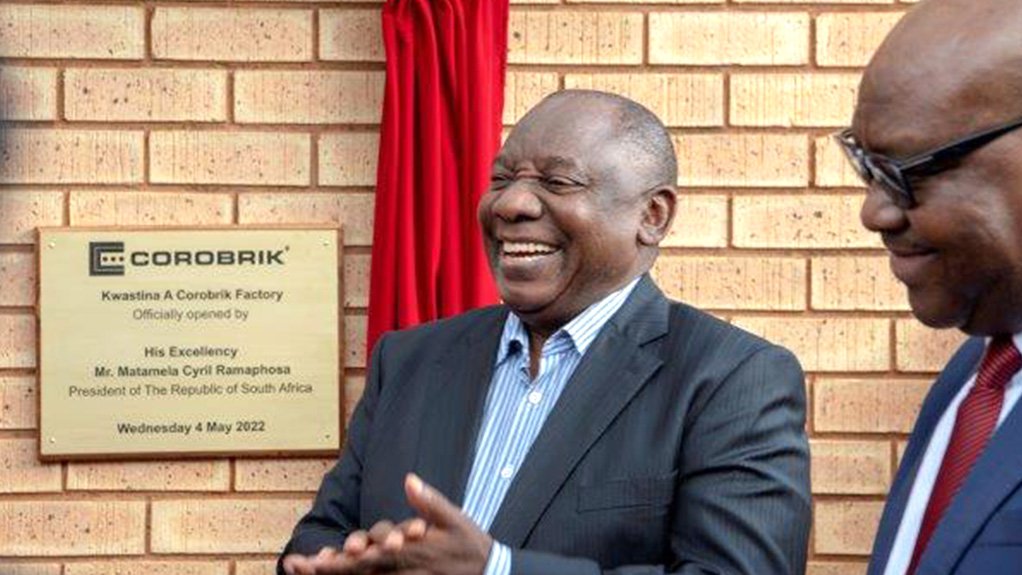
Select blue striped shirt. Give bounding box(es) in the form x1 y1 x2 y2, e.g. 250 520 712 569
461 277 641 575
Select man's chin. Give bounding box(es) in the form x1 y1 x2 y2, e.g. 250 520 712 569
497 286 552 316
907 290 969 331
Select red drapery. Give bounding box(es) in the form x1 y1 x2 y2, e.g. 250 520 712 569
367 0 508 353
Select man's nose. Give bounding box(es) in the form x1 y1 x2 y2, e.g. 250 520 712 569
491 179 543 222
860 184 908 233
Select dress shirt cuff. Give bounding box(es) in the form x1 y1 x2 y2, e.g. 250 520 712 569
482 541 512 575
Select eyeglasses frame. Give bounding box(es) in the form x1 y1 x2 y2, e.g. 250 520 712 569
835 116 1022 208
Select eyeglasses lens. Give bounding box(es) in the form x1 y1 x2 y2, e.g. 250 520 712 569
868 155 913 208
837 135 913 208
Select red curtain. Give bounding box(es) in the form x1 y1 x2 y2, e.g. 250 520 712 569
367 0 508 353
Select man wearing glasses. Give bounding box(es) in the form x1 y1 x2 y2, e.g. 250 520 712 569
838 1 1022 574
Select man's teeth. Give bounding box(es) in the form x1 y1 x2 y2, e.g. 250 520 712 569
502 242 557 256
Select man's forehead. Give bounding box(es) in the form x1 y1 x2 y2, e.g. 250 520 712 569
854 0 1022 153
495 140 594 177
500 115 616 166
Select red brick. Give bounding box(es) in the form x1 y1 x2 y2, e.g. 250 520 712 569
320 9 385 62
0 564 60 575
65 562 228 575
344 253 370 308
564 73 724 127
69 191 233 227
816 12 905 68
730 73 859 127
814 500 884 555
807 563 868 575
238 193 374 246
67 460 230 491
811 256 909 311
152 8 312 62
673 134 809 188
65 68 228 123
150 498 309 553
0 314 35 368
0 190 64 244
734 317 889 372
347 315 367 368
0 438 62 493
236 562 276 575
0 376 36 430
0 501 146 556
652 256 806 311
234 71 383 125
663 195 729 248
650 12 809 65
0 66 57 121
895 320 968 373
508 11 643 65
816 135 867 188
0 129 143 184
234 458 333 491
319 132 380 187
810 439 890 495
503 72 559 125
733 195 880 249
150 131 310 186
0 5 144 60
0 252 37 307
815 378 931 433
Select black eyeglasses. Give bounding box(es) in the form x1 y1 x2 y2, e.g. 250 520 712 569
835 116 1022 208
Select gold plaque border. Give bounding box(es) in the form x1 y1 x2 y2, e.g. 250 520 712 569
35 225 346 462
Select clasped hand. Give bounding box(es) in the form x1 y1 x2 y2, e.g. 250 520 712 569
282 474 493 575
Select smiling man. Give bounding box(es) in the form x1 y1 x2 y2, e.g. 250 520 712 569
838 1 1022 574
279 90 811 575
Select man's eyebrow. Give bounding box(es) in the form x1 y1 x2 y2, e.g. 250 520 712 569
491 156 512 171
539 156 581 172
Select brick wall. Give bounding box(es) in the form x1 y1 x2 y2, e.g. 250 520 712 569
0 1 963 574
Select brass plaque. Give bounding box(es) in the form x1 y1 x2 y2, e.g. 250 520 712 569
38 228 341 459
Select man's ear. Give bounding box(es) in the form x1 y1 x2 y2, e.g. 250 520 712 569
637 185 677 246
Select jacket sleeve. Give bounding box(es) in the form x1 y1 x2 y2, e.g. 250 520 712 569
510 345 812 575
276 334 390 574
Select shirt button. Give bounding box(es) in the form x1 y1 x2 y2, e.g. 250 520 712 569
500 465 514 479
527 391 542 405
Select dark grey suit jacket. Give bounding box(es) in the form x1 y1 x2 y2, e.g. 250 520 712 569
281 276 811 574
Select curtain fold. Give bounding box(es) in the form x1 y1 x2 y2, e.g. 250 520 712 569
367 0 508 354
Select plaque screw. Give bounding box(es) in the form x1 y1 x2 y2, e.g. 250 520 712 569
49 437 56 443
47 242 55 249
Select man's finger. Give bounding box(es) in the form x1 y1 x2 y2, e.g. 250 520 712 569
381 528 405 551
316 546 340 560
400 517 428 540
341 531 368 556
367 520 396 545
404 473 464 528
281 553 317 575
339 549 403 574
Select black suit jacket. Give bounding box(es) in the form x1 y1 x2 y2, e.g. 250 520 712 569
281 276 811 574
869 338 1022 575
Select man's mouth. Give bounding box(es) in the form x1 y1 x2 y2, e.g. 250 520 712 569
500 241 560 259
887 248 938 283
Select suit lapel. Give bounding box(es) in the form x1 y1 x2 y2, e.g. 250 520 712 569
415 308 507 506
867 338 985 575
488 276 669 547
917 342 1022 574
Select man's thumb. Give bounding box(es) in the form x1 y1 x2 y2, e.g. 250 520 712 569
405 473 461 528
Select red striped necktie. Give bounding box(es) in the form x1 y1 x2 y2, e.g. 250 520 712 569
908 336 1022 574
